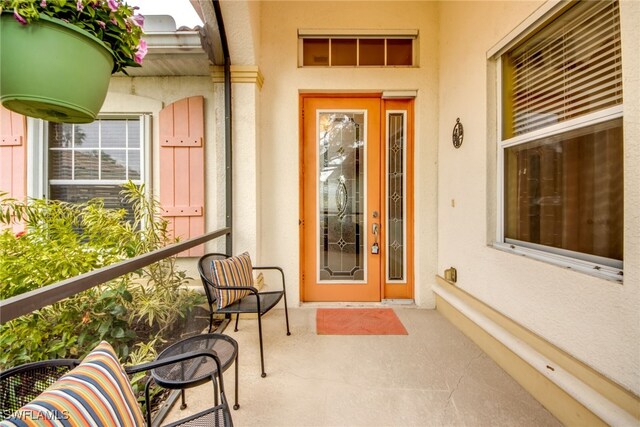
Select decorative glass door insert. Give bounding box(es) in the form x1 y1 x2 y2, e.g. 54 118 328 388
386 112 406 282
302 96 414 302
317 111 366 282
302 96 381 302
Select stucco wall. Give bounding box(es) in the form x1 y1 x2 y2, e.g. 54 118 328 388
222 0 639 394
223 0 261 65
258 1 440 307
104 77 227 279
437 0 640 394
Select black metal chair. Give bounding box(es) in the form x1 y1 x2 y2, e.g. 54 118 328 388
198 253 291 377
0 350 233 427
0 359 80 413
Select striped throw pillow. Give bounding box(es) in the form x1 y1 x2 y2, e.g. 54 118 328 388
210 252 254 309
1 341 144 427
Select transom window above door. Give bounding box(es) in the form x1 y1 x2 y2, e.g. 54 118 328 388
298 30 417 67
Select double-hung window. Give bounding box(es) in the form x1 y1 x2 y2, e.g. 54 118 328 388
47 116 146 217
498 0 623 279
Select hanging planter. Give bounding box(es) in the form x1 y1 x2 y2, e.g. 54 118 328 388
0 1 146 124
0 13 113 123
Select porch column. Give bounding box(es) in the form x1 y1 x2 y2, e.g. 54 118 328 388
212 66 264 260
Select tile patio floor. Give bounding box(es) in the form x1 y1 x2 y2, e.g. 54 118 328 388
163 307 561 426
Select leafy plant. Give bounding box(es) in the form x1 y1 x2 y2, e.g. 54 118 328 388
125 338 163 412
0 0 146 73
0 183 203 370
122 183 203 334
0 196 135 299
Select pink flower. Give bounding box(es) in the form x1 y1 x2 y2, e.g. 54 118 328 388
13 9 27 25
40 0 47 6
131 13 144 28
76 0 84 11
97 20 106 29
134 39 147 64
107 0 119 12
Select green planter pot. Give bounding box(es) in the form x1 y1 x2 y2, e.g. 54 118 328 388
0 13 114 123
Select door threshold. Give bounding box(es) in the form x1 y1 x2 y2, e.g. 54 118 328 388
300 302 387 308
300 300 415 308
382 299 415 305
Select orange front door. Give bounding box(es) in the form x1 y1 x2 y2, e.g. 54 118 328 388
300 95 414 302
301 96 381 301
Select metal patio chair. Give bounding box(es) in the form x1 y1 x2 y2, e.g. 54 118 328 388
0 350 233 427
198 253 291 377
0 359 80 413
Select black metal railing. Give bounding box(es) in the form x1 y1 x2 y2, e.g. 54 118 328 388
0 227 231 324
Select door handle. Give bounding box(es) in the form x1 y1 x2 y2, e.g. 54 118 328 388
371 223 380 254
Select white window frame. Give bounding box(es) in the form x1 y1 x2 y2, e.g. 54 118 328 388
27 114 152 203
491 1 624 282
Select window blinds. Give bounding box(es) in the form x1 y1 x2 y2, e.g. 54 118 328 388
503 0 622 138
48 120 141 181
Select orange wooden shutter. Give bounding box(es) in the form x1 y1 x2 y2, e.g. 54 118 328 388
0 106 27 233
159 96 205 257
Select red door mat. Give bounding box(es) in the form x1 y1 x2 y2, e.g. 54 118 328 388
316 308 408 335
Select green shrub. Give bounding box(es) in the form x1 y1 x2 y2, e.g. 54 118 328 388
0 182 203 369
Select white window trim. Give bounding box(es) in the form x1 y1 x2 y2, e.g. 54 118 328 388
493 4 624 282
499 106 624 149
493 242 623 283
26 118 46 199
298 29 418 38
28 114 151 200
487 0 567 59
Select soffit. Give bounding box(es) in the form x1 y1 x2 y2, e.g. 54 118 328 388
115 14 223 77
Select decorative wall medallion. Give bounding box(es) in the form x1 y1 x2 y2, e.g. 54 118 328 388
452 118 464 149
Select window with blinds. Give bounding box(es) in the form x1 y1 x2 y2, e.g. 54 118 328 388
502 0 622 139
499 0 624 277
48 118 144 217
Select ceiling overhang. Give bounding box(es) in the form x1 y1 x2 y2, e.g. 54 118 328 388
115 11 224 77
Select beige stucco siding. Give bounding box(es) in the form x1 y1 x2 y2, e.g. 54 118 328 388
257 1 440 307
112 0 638 397
251 0 639 396
437 0 639 395
104 77 227 277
